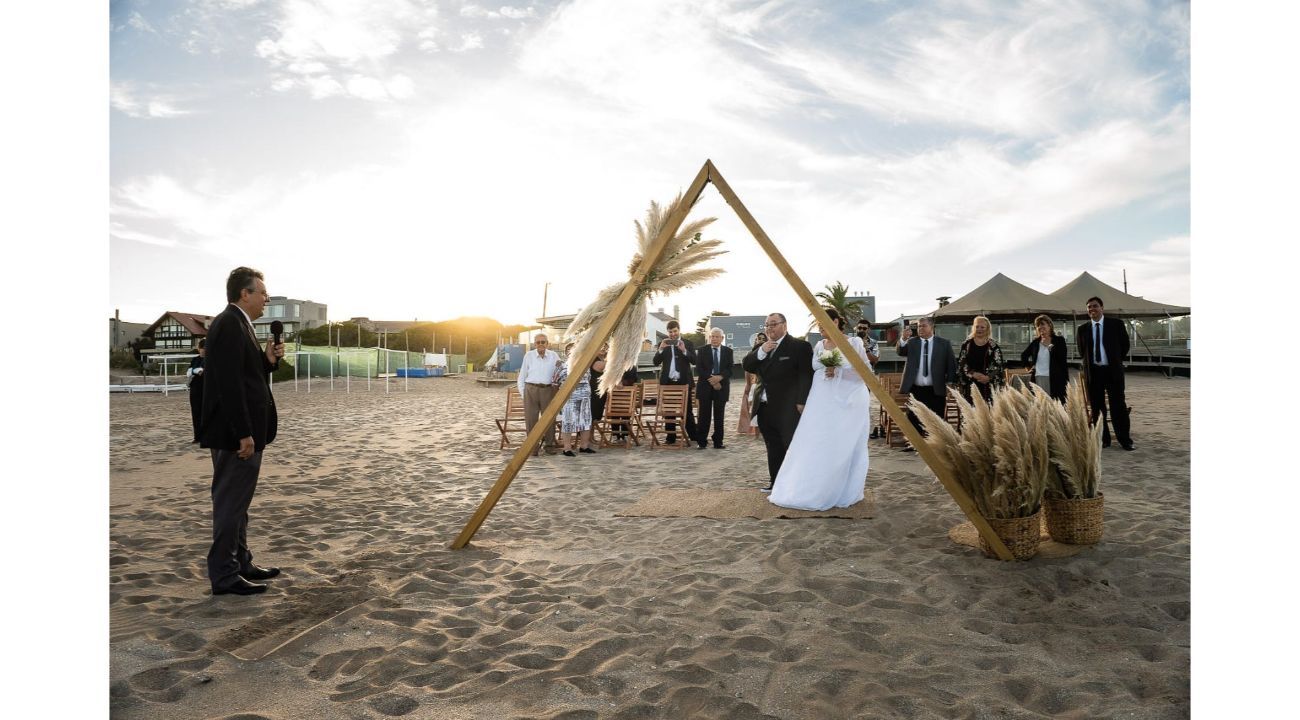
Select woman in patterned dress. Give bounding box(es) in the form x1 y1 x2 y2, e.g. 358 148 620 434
557 342 595 456
956 315 1006 403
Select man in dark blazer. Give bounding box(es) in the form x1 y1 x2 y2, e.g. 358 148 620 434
897 316 958 447
742 313 813 489
651 320 696 444
199 267 285 596
1077 296 1133 450
693 327 733 449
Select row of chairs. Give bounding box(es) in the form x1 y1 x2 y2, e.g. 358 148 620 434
875 368 1035 447
494 380 698 451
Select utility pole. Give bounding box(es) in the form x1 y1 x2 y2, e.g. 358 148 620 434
1123 269 1128 294
542 282 551 317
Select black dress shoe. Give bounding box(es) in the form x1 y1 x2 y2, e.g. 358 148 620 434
241 565 280 581
713 444 725 449
1102 439 1112 448
869 428 880 439
760 485 773 493
579 447 596 454
1120 442 1135 451
697 442 708 449
212 577 268 596
562 450 576 457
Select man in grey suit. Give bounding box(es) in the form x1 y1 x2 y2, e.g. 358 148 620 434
897 316 957 448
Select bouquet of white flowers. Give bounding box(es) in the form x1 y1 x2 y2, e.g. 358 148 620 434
819 347 844 368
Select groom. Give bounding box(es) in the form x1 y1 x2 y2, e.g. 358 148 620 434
742 313 813 491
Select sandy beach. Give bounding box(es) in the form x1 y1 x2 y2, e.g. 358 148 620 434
109 373 1189 719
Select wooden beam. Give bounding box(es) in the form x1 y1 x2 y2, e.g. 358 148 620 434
706 161 1014 560
451 161 715 549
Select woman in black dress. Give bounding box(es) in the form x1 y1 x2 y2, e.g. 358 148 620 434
956 315 1005 403
187 339 206 442
589 343 609 426
1019 314 1068 402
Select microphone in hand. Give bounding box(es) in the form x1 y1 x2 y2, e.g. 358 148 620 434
270 320 283 344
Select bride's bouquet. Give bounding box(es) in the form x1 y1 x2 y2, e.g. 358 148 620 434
819 347 844 375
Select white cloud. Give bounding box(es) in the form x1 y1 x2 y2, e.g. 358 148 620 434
110 83 191 119
255 0 440 100
127 12 156 34
461 4 537 20
767 0 1179 138
451 32 484 52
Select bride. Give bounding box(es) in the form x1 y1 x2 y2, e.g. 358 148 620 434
768 309 872 511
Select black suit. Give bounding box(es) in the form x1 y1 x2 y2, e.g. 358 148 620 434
693 343 733 448
1076 315 1131 446
199 304 280 591
742 335 813 481
898 334 958 434
1020 335 1068 402
652 339 697 443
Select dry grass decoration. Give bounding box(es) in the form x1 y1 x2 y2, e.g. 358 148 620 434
566 194 726 394
910 381 1102 518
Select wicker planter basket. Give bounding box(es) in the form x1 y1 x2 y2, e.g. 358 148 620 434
978 510 1042 560
1043 493 1104 545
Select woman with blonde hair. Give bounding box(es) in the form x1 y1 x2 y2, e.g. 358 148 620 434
1020 314 1068 402
956 315 1005 403
736 332 766 436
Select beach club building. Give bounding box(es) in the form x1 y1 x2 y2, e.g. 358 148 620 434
138 311 214 361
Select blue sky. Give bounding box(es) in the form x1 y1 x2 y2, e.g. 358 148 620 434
109 0 1190 327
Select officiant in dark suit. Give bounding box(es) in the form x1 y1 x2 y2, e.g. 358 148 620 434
198 266 285 596
651 320 697 445
1077 296 1134 450
693 327 733 449
742 313 813 489
897 316 957 448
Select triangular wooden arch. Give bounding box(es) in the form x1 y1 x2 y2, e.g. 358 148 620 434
451 160 1014 560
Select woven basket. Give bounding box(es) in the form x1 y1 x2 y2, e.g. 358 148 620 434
977 510 1042 560
1043 493 1104 545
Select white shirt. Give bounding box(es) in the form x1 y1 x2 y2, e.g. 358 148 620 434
914 337 933 387
518 349 560 395
1090 317 1109 366
1035 339 1052 377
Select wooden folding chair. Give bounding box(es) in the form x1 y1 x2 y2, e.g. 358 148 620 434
637 379 660 426
885 384 913 448
595 386 641 448
944 390 961 431
643 385 691 449
495 386 528 449
1005 367 1032 390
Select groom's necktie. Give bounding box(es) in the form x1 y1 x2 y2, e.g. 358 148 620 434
922 339 930 377
1093 322 1102 365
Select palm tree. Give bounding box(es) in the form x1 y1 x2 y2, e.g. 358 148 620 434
815 281 866 325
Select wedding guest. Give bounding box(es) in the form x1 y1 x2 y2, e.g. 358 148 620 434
897 316 957 448
1077 296 1134 450
517 333 561 456
187 339 206 443
1020 314 1068 402
613 365 640 442
589 343 609 426
693 327 733 449
736 332 766 437
556 342 594 456
855 320 882 439
651 320 696 444
956 315 1006 403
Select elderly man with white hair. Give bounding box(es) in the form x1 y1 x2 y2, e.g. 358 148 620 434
693 327 734 449
517 333 561 456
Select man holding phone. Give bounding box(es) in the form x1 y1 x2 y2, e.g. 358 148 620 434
651 320 697 444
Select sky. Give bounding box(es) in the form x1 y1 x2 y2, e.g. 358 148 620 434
109 0 1190 329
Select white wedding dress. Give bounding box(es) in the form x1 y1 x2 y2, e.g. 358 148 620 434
768 336 872 511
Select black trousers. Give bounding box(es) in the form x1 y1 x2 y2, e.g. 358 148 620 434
907 385 947 436
208 449 262 588
696 381 727 447
1087 364 1131 445
756 402 800 481
664 380 697 443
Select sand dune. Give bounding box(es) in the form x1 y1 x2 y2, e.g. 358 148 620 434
110 373 1189 718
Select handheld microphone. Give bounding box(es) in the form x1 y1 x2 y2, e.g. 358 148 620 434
270 320 283 344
